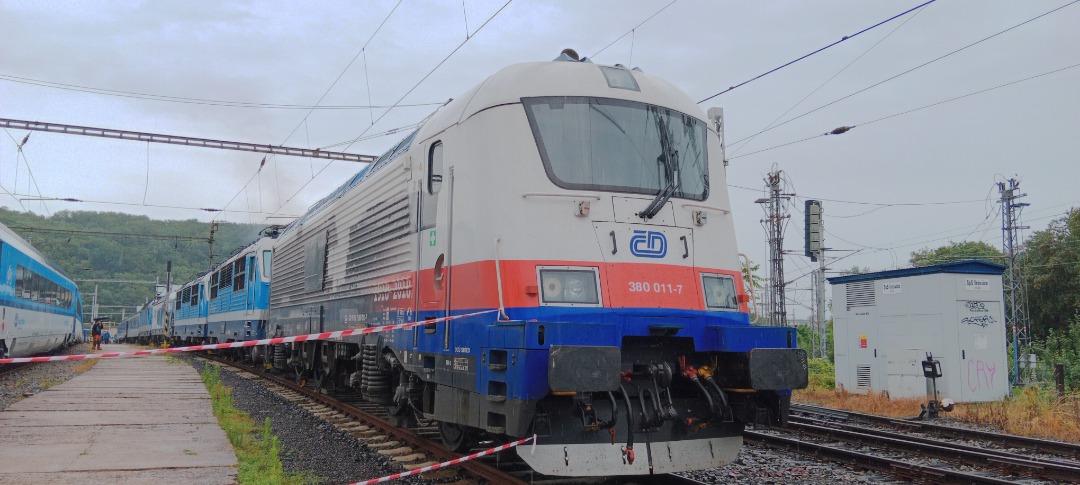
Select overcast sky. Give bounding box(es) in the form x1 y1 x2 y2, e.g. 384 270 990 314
2 1 1078 318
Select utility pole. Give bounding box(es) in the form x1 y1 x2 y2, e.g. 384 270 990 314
818 253 829 358
999 178 1031 386
164 260 173 342
757 169 792 326
91 285 99 322
208 221 218 269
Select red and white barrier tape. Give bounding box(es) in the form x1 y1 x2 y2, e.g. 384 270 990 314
347 434 535 485
0 310 496 364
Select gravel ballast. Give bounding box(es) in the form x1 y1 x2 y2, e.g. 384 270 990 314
192 359 429 485
0 342 95 410
679 435 900 485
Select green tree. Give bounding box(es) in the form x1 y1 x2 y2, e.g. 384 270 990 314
796 319 834 362
741 261 764 292
909 241 1003 267
1032 318 1080 390
1023 209 1080 339
840 265 870 276
741 260 766 324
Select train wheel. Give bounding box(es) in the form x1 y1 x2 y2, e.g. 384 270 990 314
438 421 477 452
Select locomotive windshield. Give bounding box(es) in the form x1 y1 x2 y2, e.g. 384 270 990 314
523 96 708 201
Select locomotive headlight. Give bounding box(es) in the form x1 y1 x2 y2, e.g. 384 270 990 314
564 276 586 300
538 268 600 306
702 274 738 310
542 275 563 297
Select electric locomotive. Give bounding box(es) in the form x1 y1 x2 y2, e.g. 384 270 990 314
171 274 209 345
193 235 275 365
263 50 807 476
0 222 83 357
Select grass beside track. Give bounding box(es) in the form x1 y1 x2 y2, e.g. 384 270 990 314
200 364 317 485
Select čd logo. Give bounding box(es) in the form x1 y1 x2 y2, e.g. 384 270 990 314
629 230 667 258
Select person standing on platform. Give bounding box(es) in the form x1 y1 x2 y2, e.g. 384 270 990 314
91 321 103 351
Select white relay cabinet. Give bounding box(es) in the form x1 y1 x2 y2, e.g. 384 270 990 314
828 260 1008 402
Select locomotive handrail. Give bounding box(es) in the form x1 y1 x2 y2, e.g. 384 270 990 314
494 238 509 320
521 192 601 200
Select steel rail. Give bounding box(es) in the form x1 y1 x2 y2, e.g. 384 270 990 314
788 420 1080 482
792 414 1080 469
744 430 1018 485
792 403 1080 459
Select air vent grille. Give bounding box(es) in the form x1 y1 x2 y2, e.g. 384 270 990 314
856 365 872 389
846 280 876 308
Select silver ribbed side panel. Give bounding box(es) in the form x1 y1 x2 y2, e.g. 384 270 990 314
270 161 413 309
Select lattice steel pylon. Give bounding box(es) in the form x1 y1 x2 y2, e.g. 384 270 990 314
999 178 1031 386
757 169 791 327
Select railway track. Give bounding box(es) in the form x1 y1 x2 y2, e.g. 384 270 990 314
792 403 1080 460
201 353 526 485
741 403 1080 484
199 353 737 485
0 362 30 380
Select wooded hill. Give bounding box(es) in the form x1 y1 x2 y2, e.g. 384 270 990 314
0 208 264 321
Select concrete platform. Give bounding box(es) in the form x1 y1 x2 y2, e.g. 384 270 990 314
0 344 238 484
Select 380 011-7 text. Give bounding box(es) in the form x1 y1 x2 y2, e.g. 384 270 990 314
627 281 683 294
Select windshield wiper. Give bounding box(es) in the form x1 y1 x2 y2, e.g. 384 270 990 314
638 107 679 220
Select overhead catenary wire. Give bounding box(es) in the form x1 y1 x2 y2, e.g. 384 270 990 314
339 0 514 155
728 61 1080 160
590 0 679 59
729 184 983 207
277 0 406 141
743 184 1076 274
729 2 932 156
954 183 1003 244
697 0 936 104
1 128 30 212
262 0 514 224
8 192 300 217
5 128 50 216
855 62 1080 128
839 210 1073 268
865 203 1076 254
8 225 209 242
214 0 407 225
729 0 1080 147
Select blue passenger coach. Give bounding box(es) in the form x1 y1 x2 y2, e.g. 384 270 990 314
0 223 83 358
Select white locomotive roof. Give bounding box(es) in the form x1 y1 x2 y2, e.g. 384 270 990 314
417 59 706 142
283 56 712 235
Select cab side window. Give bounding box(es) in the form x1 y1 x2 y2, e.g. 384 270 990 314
420 142 443 229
